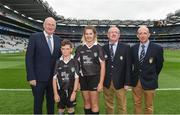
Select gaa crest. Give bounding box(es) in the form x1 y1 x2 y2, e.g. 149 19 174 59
104 54 108 59
120 56 123 60
94 52 98 57
71 67 75 72
149 57 153 64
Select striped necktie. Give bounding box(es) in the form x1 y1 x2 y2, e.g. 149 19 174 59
47 36 53 54
110 44 114 62
139 44 145 65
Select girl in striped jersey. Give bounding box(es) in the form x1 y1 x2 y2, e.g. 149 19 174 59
75 26 105 114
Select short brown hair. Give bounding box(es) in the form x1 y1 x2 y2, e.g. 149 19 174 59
61 39 73 48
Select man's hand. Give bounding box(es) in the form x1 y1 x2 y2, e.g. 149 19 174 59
29 80 36 86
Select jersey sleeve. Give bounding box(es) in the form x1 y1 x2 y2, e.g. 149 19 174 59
53 74 57 79
74 72 79 78
74 59 80 78
53 60 59 75
74 45 81 61
98 44 105 62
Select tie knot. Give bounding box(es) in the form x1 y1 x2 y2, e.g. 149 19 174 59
110 43 114 47
47 36 51 39
141 44 145 49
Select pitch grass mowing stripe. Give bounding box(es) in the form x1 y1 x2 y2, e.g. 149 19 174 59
1 88 180 91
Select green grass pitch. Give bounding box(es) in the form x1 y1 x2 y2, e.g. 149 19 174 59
0 49 180 114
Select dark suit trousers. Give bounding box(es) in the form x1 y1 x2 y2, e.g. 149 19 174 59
31 80 54 114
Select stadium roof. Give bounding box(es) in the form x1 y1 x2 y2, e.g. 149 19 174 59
56 9 180 27
0 0 63 21
1 0 180 27
57 13 180 27
57 19 155 27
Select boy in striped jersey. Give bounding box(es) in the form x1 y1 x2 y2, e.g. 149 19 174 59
53 39 79 114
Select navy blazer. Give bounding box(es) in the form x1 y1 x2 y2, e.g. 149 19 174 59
103 42 131 89
131 42 164 90
26 32 61 81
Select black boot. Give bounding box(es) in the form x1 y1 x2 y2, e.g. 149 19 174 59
68 112 75 115
91 111 99 114
84 108 92 114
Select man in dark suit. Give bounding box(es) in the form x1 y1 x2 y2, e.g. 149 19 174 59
103 26 131 114
131 25 164 114
25 17 61 114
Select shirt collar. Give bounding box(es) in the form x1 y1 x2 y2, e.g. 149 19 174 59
83 41 98 48
109 41 118 46
140 40 149 48
43 31 53 38
59 55 74 64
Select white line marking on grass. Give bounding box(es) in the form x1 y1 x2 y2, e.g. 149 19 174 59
0 89 31 91
127 88 180 91
1 88 180 91
156 88 180 91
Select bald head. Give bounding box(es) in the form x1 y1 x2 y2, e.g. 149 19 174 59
137 25 150 44
137 25 149 34
43 17 56 35
108 26 120 34
44 17 56 24
107 26 120 43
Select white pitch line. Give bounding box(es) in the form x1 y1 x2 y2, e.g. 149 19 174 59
156 88 180 91
0 88 180 91
0 89 31 91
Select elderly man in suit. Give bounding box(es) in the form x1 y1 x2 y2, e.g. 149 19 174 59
131 25 164 114
103 26 131 114
25 17 61 114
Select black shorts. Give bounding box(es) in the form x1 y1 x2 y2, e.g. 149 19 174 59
79 75 100 91
57 90 76 109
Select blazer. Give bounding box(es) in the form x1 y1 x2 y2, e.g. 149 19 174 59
26 32 61 82
103 42 131 89
131 41 164 90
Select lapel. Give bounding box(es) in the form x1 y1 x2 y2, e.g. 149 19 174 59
113 42 120 60
144 41 152 62
41 32 53 55
135 43 140 63
52 34 59 54
52 35 57 55
41 32 47 45
105 43 111 57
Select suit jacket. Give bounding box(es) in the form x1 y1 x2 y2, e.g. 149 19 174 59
131 41 164 90
26 32 61 82
103 42 131 89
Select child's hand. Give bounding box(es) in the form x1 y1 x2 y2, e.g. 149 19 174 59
70 91 76 102
77 83 81 91
54 94 60 102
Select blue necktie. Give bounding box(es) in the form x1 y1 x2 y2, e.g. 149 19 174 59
47 36 53 54
139 44 145 65
110 44 114 62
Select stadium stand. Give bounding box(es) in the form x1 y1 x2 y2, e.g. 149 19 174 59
0 34 28 50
